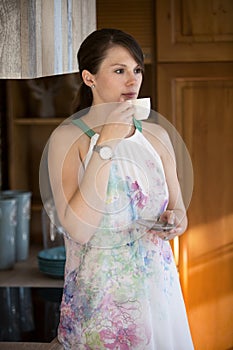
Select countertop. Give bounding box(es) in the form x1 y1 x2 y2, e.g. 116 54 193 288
0 245 63 288
0 337 63 349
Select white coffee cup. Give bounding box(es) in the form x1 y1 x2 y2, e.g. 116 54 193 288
127 97 151 120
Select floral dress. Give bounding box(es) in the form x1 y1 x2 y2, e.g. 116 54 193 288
57 119 194 350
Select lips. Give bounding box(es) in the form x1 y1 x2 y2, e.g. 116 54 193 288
122 92 137 100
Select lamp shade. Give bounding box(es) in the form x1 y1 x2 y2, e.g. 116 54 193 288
0 0 96 79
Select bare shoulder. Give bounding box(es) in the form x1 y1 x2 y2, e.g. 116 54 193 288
49 120 84 150
141 121 172 148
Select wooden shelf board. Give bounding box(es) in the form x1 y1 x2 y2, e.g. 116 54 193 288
14 118 65 125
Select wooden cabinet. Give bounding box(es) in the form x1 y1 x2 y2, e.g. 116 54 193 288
156 1 233 349
156 0 233 62
6 74 81 244
157 62 233 349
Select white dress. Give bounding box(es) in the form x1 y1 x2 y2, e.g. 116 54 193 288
57 119 194 350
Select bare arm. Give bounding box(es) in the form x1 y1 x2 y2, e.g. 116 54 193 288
48 124 111 244
143 122 188 238
48 102 134 244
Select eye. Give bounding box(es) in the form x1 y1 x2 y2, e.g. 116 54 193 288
134 67 143 74
115 68 124 74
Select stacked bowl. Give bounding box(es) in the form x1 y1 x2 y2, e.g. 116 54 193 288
37 246 66 279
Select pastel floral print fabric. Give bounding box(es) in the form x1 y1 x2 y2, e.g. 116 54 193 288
57 129 194 349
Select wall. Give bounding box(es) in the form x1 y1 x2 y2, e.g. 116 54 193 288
0 0 96 78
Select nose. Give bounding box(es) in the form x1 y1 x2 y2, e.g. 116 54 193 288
126 72 137 86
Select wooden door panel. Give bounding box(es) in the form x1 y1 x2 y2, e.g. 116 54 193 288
156 0 233 62
157 63 233 350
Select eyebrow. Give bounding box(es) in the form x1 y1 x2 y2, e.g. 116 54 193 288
110 63 127 67
110 63 140 67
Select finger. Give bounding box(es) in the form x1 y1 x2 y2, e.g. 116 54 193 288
169 227 182 235
168 211 175 225
161 232 172 241
160 210 175 225
162 232 176 241
148 230 176 241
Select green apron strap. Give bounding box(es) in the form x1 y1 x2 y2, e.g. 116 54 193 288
72 117 142 137
133 118 142 132
72 119 95 138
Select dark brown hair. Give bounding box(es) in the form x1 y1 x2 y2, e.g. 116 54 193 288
73 28 144 112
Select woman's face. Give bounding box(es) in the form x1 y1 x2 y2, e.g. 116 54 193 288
91 45 143 105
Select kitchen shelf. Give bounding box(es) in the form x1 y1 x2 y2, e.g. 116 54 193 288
6 75 79 244
14 118 66 126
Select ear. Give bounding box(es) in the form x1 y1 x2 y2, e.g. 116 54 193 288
82 70 95 88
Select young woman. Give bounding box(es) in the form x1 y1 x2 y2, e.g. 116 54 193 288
46 28 194 349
